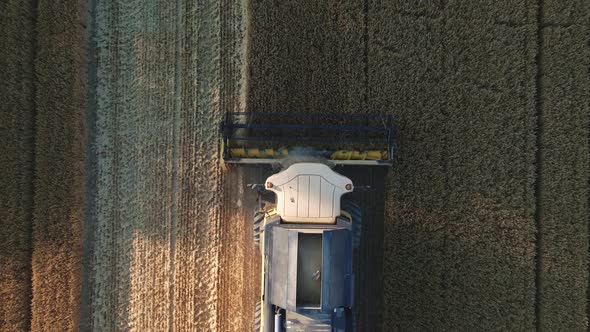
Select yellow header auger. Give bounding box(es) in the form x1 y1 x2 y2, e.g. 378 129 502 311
220 112 395 166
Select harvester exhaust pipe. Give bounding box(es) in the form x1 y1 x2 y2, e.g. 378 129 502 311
274 312 283 332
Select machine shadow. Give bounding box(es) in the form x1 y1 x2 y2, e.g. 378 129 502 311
339 166 389 331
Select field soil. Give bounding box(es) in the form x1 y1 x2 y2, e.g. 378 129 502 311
0 0 588 331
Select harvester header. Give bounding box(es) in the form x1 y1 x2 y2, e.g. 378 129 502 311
220 112 394 166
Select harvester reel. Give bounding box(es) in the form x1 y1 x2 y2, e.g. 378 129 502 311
221 112 395 166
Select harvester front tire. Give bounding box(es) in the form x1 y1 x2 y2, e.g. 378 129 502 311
253 300 261 332
342 199 362 249
253 210 264 247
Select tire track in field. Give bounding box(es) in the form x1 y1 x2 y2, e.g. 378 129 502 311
533 0 545 327
168 0 183 327
91 0 119 328
80 0 99 328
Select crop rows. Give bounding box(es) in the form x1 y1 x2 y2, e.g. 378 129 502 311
174 0 223 330
370 3 452 328
443 2 538 330
248 0 365 116
537 1 590 330
373 0 540 329
1 0 86 330
29 0 86 330
0 1 36 331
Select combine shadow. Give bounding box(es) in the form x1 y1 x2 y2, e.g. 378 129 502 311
339 166 389 331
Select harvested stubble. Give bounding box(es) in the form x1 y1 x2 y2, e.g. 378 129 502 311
174 0 223 330
89 0 222 330
536 0 590 329
30 0 86 330
90 0 177 329
0 1 36 331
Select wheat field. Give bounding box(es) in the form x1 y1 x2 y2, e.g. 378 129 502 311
0 0 588 331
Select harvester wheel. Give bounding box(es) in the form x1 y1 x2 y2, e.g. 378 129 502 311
253 210 264 247
341 199 362 249
253 300 261 332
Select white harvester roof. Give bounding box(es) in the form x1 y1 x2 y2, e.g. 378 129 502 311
266 163 353 223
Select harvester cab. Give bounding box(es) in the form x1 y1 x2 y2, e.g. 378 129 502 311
220 113 393 332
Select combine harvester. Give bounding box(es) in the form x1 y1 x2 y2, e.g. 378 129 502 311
220 112 394 332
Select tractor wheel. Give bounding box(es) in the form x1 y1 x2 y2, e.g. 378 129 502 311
341 199 362 249
253 300 261 332
253 210 264 247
